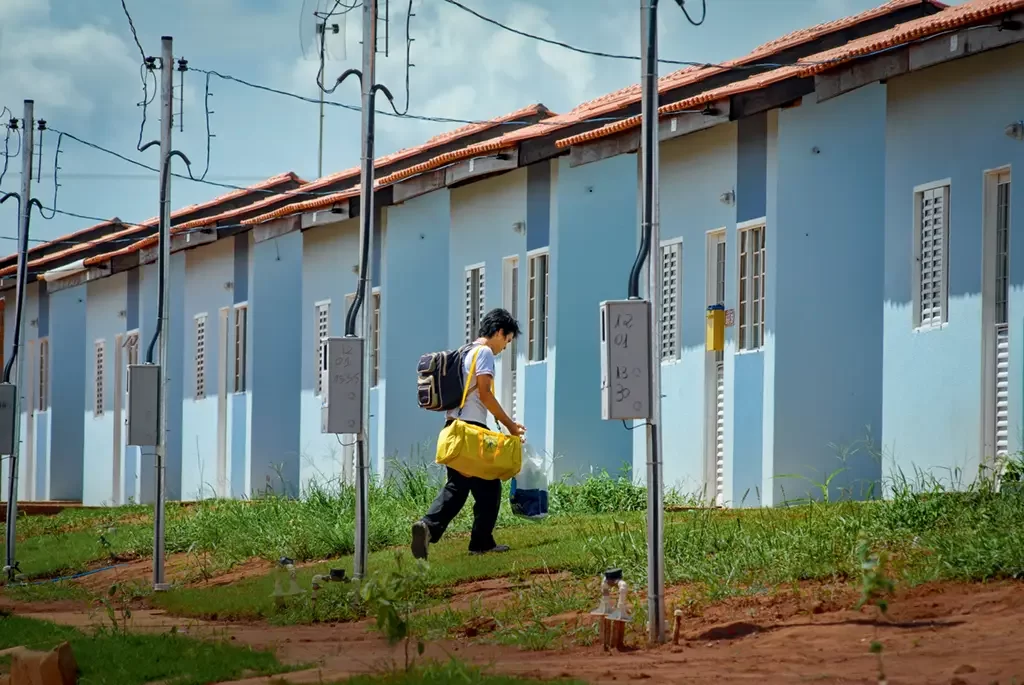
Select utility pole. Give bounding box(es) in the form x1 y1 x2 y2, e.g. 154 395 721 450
153 35 174 592
640 0 665 645
3 99 34 581
352 0 378 582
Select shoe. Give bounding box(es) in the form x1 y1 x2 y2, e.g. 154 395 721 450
411 521 430 560
469 544 510 556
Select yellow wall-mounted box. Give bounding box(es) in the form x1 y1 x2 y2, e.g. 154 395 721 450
706 305 725 352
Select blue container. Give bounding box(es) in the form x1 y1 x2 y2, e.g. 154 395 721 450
510 477 549 519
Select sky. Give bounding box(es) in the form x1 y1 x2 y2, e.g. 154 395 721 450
0 0 952 249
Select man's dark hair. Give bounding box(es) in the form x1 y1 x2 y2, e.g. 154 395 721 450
479 308 521 339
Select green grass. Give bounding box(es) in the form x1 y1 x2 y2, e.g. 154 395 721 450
326 660 585 684
0 614 291 685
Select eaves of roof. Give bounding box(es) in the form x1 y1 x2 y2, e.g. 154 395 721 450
556 0 1019 148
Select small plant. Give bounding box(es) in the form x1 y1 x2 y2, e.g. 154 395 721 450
854 533 896 685
98 582 135 633
359 551 430 670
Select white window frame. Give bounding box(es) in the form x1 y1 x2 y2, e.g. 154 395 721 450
315 300 331 397
195 313 208 400
94 338 106 417
37 336 49 412
233 303 248 394
501 255 520 417
464 263 486 344
371 288 382 388
527 248 549 363
737 218 766 352
912 179 951 331
660 238 683 363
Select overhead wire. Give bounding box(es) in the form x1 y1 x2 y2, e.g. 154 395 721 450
120 0 158 152
675 0 707 27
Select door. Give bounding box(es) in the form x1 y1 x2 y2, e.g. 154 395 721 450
501 256 519 420
112 334 124 505
983 169 1012 467
705 232 726 506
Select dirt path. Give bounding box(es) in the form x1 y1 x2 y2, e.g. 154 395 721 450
6 577 1024 684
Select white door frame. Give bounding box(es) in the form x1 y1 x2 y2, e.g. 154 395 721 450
501 255 519 420
704 229 726 505
217 306 230 499
981 166 1012 472
25 339 36 501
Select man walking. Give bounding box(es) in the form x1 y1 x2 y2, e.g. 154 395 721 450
412 308 526 559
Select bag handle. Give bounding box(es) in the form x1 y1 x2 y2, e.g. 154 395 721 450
457 345 483 415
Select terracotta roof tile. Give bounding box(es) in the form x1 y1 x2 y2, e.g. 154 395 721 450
13 172 302 278
356 0 946 187
556 0 1019 148
241 184 373 225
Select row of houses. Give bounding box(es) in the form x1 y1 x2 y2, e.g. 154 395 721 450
1 0 1022 508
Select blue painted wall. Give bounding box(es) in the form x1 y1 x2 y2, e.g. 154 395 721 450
382 190 451 467
651 124 738 494
772 85 887 504
550 155 636 481
882 45 1024 487
82 275 125 506
251 230 303 497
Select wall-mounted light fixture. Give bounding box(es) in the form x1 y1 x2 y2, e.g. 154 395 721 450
513 221 525 234
30 318 37 327
118 310 127 318
1006 121 1024 141
719 189 735 206
224 281 234 290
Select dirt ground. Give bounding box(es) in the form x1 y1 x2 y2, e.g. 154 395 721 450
4 570 1024 685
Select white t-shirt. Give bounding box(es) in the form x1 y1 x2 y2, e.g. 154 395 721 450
447 343 495 426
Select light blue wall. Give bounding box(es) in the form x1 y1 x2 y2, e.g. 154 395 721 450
772 85 887 504
654 124 738 494
550 155 636 481
181 239 234 500
883 45 1024 487
299 219 361 491
251 230 303 497
82 275 125 506
382 190 451 467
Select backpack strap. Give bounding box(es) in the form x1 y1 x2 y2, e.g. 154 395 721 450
457 344 483 414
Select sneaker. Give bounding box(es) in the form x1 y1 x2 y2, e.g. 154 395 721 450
411 521 430 560
469 544 510 556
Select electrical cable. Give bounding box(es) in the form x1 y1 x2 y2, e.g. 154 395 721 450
120 0 158 152
34 132 64 221
675 0 707 27
200 72 214 181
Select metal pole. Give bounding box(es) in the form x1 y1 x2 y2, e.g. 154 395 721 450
318 92 325 178
153 36 174 592
640 0 665 645
352 0 377 582
3 99 34 580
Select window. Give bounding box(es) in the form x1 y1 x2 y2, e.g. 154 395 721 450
37 337 49 412
464 265 485 343
124 330 140 367
195 313 207 400
94 339 106 416
738 222 766 351
914 182 950 328
371 289 381 387
660 240 682 361
315 301 330 397
995 172 1011 325
233 304 247 393
527 250 549 362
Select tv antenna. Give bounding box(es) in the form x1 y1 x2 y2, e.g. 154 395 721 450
300 0 351 177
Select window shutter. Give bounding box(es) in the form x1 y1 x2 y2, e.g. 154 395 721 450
195 315 207 400
316 302 330 396
660 242 681 360
94 340 106 416
918 186 948 327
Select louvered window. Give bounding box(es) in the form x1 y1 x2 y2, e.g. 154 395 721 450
38 337 49 412
315 301 330 397
195 314 207 400
660 240 682 361
465 265 485 343
94 340 106 416
915 183 949 328
738 223 766 351
527 251 549 362
233 305 248 393
371 290 381 387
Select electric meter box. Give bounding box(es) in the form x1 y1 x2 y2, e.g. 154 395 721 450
127 363 160 447
599 299 653 421
321 336 365 435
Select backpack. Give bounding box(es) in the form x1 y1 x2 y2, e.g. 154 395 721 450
417 344 472 412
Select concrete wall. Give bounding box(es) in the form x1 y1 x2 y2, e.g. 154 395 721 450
882 45 1024 488
772 84 888 504
251 230 303 497
382 190 451 467
0 283 40 502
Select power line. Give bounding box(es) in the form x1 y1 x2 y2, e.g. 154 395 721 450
675 0 708 27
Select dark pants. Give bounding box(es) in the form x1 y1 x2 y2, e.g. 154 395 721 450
422 419 501 552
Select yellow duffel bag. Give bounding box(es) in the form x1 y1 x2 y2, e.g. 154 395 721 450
435 346 522 481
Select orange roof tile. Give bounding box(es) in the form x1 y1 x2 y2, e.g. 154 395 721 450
9 172 303 278
350 0 947 187
241 184 373 225
556 0 1018 148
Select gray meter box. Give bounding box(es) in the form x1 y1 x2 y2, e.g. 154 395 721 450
0 383 17 455
127 363 160 446
599 299 653 421
321 336 365 435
